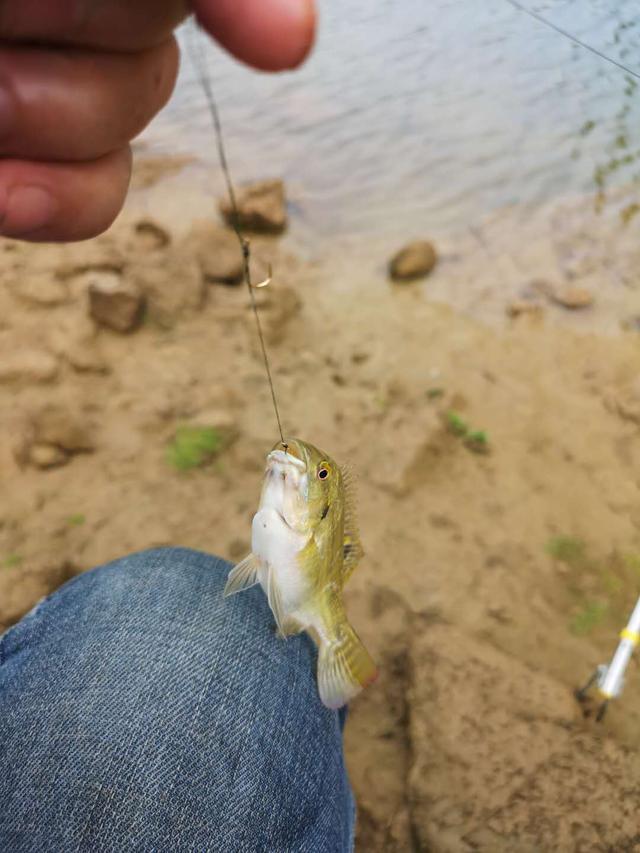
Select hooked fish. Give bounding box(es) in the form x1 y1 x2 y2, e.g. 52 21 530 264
224 438 377 709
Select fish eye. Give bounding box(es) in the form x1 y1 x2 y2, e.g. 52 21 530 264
318 464 330 480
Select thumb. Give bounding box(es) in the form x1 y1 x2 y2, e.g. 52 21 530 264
193 0 316 71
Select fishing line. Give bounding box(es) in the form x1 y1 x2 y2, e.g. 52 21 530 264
188 22 287 449
506 0 640 82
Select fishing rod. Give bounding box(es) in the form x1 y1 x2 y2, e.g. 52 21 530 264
576 598 640 721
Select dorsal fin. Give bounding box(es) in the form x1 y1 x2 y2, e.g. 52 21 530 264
341 463 364 581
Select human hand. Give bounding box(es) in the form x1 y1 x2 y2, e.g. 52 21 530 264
0 0 315 243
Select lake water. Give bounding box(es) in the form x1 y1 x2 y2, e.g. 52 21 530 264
141 1 640 254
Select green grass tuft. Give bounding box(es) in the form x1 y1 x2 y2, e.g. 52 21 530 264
67 513 86 526
466 430 488 453
446 411 490 452
446 411 469 437
546 535 586 564
3 553 23 569
166 426 224 472
570 600 608 636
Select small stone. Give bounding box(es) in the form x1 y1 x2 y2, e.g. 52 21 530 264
506 300 544 318
389 240 437 281
185 223 243 284
33 404 95 452
0 347 58 384
220 179 287 234
29 443 68 469
88 272 145 332
549 285 594 310
131 219 171 252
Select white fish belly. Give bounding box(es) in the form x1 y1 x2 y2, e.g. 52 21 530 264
251 507 309 617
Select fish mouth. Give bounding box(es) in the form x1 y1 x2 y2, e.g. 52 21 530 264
261 447 308 532
267 448 306 472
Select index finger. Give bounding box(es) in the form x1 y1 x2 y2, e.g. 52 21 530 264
0 0 316 69
0 0 188 51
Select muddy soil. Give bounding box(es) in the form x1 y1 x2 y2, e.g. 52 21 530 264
1 157 640 851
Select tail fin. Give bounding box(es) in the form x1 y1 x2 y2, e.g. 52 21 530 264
317 623 378 710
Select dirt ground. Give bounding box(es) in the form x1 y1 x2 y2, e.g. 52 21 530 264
1 156 640 851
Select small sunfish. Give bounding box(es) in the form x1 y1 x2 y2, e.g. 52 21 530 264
224 438 377 709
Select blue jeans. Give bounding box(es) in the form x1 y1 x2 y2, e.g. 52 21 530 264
0 548 355 852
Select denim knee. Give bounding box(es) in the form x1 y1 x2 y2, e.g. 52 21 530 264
0 547 355 852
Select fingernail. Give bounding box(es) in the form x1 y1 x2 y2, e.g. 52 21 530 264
0 186 58 236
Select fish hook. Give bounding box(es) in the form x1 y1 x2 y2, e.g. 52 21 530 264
252 263 272 289
240 237 272 288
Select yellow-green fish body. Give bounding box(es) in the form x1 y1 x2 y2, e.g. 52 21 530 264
224 438 377 708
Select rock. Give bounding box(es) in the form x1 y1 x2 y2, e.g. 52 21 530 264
506 300 544 318
549 285 594 310
133 248 204 327
533 279 594 310
185 223 243 284
408 623 640 851
10 272 69 306
219 179 287 234
389 240 437 281
130 219 171 252
88 272 145 332
29 443 68 469
0 343 58 384
32 403 96 452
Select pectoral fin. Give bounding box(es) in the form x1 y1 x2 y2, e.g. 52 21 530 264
224 554 260 597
